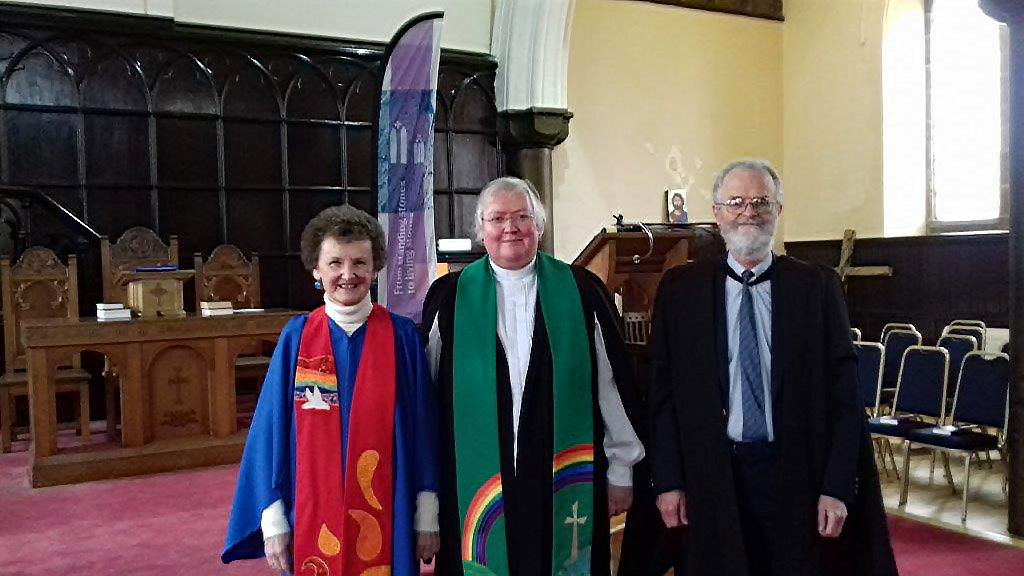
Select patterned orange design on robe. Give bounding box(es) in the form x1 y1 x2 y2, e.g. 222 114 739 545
349 509 383 561
357 450 383 510
299 556 329 576
317 523 341 557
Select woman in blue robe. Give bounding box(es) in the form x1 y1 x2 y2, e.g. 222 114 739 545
223 205 439 575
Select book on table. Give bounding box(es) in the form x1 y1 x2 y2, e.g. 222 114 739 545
97 307 132 321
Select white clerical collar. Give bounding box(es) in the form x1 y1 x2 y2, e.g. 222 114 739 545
726 251 774 277
489 257 537 281
323 292 372 335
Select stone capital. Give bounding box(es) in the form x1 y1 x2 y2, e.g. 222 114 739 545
497 107 574 151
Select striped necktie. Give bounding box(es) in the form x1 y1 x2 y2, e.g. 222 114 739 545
739 269 768 442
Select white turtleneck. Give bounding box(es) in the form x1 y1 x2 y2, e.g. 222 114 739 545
260 292 439 540
322 292 372 335
426 258 644 487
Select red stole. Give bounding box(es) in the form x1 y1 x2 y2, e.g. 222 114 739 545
292 305 396 576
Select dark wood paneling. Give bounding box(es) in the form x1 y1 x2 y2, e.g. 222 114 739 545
0 5 501 315
786 233 1009 343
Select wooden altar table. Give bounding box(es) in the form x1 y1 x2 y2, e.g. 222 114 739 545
21 310 296 487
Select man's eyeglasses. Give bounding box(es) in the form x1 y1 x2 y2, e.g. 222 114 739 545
483 212 535 227
714 197 777 215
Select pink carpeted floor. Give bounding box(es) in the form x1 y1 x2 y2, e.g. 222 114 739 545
0 448 265 576
3 431 1024 575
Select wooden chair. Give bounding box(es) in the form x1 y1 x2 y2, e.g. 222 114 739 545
100 226 179 306
0 247 91 453
195 245 269 401
100 227 178 439
194 245 261 309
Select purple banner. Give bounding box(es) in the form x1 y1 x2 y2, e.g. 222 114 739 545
376 14 443 323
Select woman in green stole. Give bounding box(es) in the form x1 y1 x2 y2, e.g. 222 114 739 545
421 177 645 576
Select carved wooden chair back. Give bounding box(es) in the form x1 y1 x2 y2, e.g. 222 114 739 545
194 245 261 308
100 227 178 306
1 247 79 372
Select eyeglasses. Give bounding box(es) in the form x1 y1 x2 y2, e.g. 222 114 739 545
482 212 535 227
714 197 777 215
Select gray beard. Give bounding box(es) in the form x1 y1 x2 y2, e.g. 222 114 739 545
722 224 776 262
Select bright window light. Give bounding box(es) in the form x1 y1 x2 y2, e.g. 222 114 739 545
929 0 1002 222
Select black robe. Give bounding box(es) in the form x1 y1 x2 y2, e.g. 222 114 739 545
648 256 898 576
421 265 641 576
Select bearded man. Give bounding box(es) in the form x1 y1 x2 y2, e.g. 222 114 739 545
648 160 897 576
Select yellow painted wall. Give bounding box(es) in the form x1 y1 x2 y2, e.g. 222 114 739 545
552 0 784 261
782 0 886 241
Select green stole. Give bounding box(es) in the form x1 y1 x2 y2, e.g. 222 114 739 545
453 252 595 576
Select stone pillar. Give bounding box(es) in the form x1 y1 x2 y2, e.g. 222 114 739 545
979 0 1024 537
491 0 576 254
498 108 572 254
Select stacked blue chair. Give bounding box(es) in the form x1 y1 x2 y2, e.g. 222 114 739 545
949 319 986 330
868 346 949 485
899 352 1009 521
937 334 978 408
855 341 899 477
881 322 916 344
881 329 922 394
855 342 884 415
944 325 985 351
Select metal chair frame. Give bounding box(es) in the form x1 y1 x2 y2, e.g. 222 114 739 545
898 351 1009 522
881 322 917 343
942 324 986 351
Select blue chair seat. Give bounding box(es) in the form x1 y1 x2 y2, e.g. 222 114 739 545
868 417 932 438
906 427 999 451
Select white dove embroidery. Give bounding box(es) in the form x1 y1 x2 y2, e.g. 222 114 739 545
301 386 330 410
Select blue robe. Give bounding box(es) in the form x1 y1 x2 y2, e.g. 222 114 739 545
222 312 438 575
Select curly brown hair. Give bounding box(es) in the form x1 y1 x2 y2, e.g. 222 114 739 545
299 205 387 273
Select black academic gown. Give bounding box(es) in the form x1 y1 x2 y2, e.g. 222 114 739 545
421 265 641 576
648 255 898 576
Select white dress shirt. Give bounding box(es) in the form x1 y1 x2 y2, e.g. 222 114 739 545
427 258 644 486
261 293 439 540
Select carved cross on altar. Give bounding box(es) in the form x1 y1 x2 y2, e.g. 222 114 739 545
148 282 169 306
168 367 188 405
564 500 587 566
836 229 893 291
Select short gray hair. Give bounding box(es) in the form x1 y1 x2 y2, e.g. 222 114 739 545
712 159 783 204
473 176 548 241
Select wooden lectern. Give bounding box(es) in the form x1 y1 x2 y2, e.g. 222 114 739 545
573 224 725 347
119 269 195 318
573 223 724 576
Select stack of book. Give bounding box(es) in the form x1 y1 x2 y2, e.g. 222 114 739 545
201 301 234 317
97 303 132 321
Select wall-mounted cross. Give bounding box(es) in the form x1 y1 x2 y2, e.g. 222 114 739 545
837 229 893 291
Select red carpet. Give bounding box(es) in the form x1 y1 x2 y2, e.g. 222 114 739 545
3 435 1023 575
888 515 1024 576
